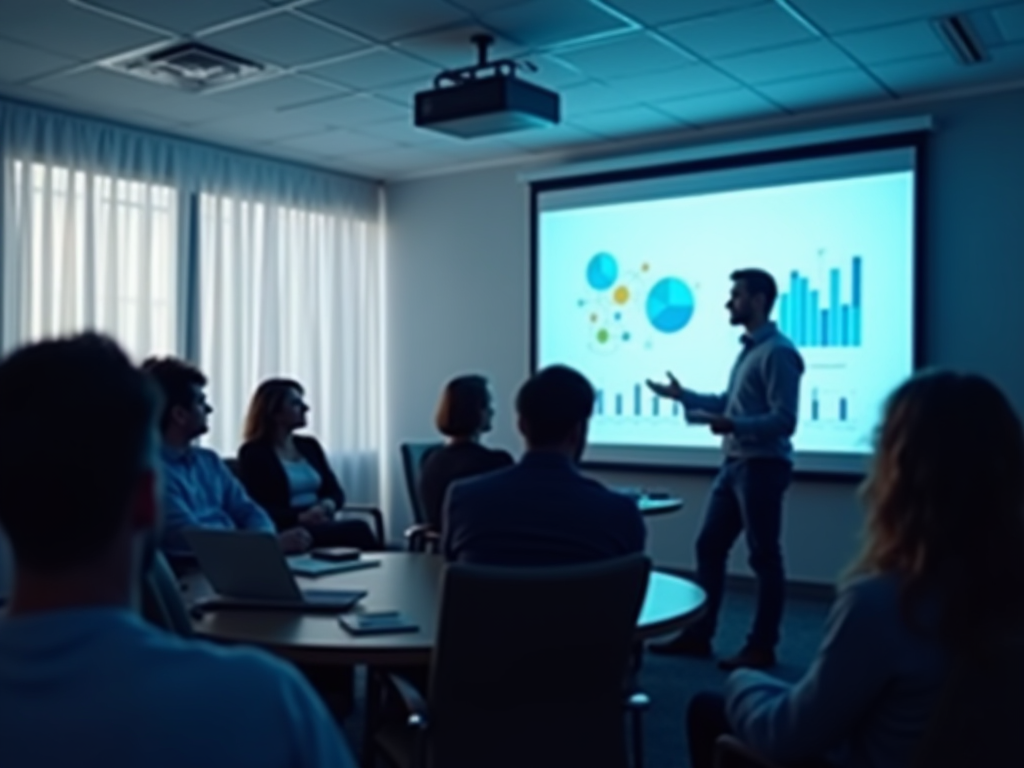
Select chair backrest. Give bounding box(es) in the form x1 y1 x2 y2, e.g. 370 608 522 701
426 554 652 768
400 442 442 526
913 632 1024 768
141 551 194 637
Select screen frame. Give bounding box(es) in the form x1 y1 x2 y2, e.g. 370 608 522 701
528 131 929 480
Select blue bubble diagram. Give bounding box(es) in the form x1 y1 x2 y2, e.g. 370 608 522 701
586 252 618 291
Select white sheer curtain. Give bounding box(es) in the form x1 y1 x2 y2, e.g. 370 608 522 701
2 158 179 360
198 193 382 503
0 98 384 505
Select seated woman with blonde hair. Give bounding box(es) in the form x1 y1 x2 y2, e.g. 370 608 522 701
686 370 1024 768
237 379 378 551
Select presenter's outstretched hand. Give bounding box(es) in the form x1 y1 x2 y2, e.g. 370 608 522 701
647 372 684 401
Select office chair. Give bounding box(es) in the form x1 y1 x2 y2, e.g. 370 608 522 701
369 554 653 768
399 442 443 553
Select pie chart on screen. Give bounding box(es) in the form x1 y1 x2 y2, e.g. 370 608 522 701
646 277 695 333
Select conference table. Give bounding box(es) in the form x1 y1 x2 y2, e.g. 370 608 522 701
185 552 706 667
637 495 684 516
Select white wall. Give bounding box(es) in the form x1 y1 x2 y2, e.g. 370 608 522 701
384 85 1024 584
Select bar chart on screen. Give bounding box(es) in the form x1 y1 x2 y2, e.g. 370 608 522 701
806 387 857 425
778 255 862 348
595 384 683 421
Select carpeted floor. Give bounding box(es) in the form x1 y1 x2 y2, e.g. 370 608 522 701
336 587 834 768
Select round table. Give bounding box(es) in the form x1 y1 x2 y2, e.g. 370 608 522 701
638 496 684 516
185 552 705 666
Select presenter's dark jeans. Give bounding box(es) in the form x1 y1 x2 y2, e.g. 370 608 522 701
685 457 792 651
687 691 833 768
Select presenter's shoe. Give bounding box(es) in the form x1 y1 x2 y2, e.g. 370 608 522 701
647 635 713 658
717 646 776 671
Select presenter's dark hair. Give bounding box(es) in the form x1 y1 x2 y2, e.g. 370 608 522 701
731 268 778 313
435 375 490 438
516 366 595 448
141 356 207 431
244 378 304 443
850 370 1024 653
0 333 161 572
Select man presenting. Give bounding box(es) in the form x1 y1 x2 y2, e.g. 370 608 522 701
647 268 804 670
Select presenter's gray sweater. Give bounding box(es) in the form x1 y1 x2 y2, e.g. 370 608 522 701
680 322 804 461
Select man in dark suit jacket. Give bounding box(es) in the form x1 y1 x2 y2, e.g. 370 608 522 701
442 366 646 566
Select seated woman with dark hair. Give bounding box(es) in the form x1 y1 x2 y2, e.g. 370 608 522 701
419 375 514 531
686 370 1024 768
237 379 378 551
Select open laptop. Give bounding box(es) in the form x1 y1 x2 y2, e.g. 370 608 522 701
183 529 367 613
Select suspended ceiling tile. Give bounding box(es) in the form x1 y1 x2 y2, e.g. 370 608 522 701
522 54 592 89
995 4 1024 42
347 117 448 146
446 0 534 12
196 111 330 143
602 63 739 101
662 4 816 59
306 49 438 90
298 0 466 42
392 24 524 68
554 32 694 80
281 93 409 128
81 0 271 35
559 79 650 116
868 40 1024 95
786 0 1016 34
0 38 76 83
275 127 400 155
200 13 369 68
205 75 346 112
833 20 949 66
656 87 782 126
500 122 603 149
755 69 890 111
597 0 767 28
0 0 166 61
572 104 684 138
479 0 636 49
715 40 856 85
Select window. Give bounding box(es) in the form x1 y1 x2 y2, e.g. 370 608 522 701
3 160 179 360
198 193 382 500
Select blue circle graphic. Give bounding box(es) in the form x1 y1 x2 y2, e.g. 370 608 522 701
646 277 695 334
586 252 618 291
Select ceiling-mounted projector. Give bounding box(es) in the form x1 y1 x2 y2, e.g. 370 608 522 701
415 34 560 139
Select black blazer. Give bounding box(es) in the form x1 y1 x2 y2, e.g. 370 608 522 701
418 442 515 530
237 435 347 531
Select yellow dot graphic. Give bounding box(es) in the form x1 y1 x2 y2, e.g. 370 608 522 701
613 285 630 304
641 263 650 272
597 329 610 343
590 313 598 323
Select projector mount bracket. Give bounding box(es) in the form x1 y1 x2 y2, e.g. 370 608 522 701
433 33 537 88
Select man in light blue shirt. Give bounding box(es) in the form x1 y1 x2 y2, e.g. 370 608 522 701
141 357 311 558
0 334 355 768
648 269 804 671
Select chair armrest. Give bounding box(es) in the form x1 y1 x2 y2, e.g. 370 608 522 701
337 504 385 546
626 692 650 712
380 672 430 730
404 523 441 553
715 735 787 768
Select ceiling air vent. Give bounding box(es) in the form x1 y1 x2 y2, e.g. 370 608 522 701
932 15 989 65
103 42 265 91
